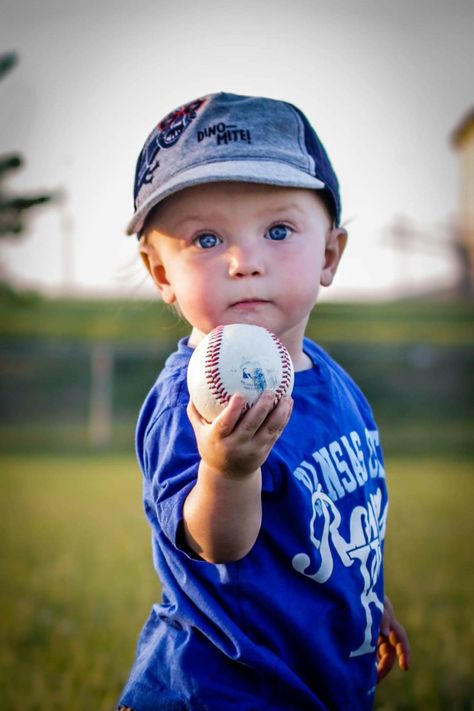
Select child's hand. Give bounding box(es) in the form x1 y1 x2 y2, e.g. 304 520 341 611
377 595 411 683
187 391 293 478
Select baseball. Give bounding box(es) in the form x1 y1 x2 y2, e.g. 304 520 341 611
187 324 295 422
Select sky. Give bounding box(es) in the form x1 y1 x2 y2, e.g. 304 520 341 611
0 0 472 300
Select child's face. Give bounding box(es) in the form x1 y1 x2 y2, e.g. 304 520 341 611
142 182 346 359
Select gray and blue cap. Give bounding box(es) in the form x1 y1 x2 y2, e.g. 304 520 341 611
127 92 341 236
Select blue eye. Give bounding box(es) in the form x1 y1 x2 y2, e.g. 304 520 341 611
195 233 221 249
267 224 292 241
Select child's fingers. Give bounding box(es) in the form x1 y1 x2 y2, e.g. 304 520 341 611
188 391 292 443
377 653 395 683
376 624 410 684
233 391 280 436
187 394 246 434
389 623 411 671
256 394 293 438
376 636 396 683
186 399 213 430
209 394 247 435
397 649 410 672
186 399 203 426
240 393 293 442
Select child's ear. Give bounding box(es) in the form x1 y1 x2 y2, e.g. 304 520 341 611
139 239 176 304
320 227 348 287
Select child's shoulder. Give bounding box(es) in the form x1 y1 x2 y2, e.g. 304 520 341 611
137 337 192 433
159 336 193 388
302 336 373 413
303 336 348 378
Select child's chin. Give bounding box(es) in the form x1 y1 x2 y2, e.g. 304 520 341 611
227 315 271 330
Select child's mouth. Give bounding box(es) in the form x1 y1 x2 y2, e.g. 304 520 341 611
231 298 268 308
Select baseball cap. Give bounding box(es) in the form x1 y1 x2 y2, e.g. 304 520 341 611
127 92 341 236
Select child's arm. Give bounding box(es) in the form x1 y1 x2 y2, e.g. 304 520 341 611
184 391 293 563
377 594 411 683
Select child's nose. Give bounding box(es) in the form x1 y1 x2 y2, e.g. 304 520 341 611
228 243 265 278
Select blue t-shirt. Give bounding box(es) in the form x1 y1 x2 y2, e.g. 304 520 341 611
119 337 388 711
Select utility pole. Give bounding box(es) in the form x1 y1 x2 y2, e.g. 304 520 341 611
89 342 113 448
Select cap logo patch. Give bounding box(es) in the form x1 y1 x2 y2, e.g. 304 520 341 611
197 122 252 146
134 98 206 203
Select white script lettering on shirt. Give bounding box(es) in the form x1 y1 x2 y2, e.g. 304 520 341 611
291 427 387 659
292 428 385 503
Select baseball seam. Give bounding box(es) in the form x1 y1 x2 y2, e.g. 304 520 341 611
204 326 292 411
271 333 293 401
205 326 230 406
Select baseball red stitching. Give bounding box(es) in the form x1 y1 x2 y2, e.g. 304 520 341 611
205 326 230 406
271 333 293 401
204 326 292 410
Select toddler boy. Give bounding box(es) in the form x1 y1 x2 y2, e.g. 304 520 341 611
118 92 409 711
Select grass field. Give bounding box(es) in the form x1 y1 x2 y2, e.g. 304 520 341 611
1 453 473 710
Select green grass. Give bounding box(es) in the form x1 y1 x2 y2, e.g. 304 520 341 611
1 453 473 709
0 454 158 711
377 458 474 710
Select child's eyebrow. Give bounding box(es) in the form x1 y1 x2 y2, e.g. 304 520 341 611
172 214 219 230
258 203 307 218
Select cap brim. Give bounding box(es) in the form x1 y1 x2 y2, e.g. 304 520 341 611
126 160 326 235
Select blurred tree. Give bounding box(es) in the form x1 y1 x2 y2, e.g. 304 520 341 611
0 51 54 238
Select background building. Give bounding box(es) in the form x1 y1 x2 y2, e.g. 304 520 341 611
452 107 474 297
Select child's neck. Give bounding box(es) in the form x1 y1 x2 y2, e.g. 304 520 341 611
292 350 313 372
